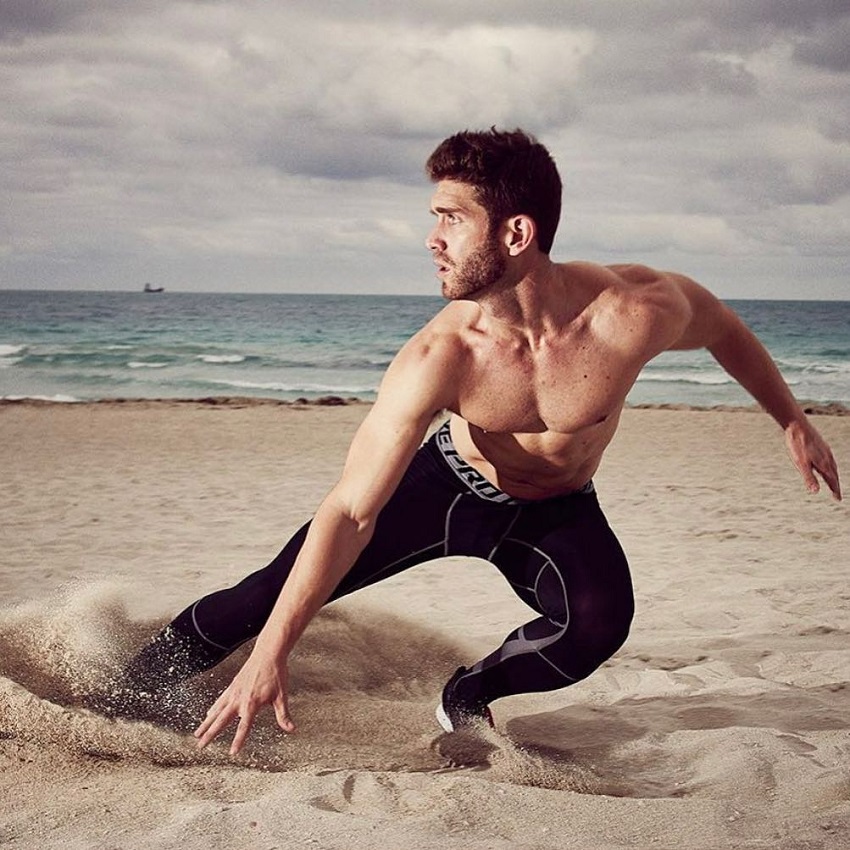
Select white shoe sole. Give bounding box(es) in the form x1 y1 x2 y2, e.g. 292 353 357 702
435 702 455 733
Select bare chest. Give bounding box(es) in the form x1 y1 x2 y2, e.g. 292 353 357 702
456 339 635 434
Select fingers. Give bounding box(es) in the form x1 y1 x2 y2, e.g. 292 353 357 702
816 462 842 501
191 654 295 755
273 693 296 734
802 448 841 501
193 696 223 742
786 425 842 501
193 694 295 755
800 464 820 495
194 699 243 750
814 446 842 501
194 702 258 755
228 713 256 756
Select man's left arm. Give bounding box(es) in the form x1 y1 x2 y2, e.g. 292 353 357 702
667 276 841 500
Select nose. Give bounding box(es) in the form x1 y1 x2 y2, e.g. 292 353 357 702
425 224 444 253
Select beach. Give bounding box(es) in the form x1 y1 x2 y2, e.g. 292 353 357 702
1 400 848 849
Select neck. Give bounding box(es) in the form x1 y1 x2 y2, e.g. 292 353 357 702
470 257 586 341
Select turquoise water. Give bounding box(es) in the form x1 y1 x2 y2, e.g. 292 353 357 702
1 291 848 407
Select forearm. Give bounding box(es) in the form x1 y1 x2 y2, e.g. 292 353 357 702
707 311 840 500
252 496 374 660
709 319 806 429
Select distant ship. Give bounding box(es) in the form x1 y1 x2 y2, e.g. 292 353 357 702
143 283 165 293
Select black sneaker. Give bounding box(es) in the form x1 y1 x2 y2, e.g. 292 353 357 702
435 666 494 732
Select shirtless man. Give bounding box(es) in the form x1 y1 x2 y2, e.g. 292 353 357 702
124 129 841 755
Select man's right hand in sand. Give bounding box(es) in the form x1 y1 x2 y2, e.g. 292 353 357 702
192 342 449 755
194 646 295 756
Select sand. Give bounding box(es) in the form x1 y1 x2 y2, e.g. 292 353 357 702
0 400 847 849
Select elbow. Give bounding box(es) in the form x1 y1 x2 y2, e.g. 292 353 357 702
349 510 377 539
322 489 379 540
344 509 378 555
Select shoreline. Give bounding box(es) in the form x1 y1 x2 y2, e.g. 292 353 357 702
1 394 847 416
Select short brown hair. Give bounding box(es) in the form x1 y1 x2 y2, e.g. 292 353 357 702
425 128 562 254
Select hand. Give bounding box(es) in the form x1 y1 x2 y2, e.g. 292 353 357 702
785 419 842 501
194 646 296 756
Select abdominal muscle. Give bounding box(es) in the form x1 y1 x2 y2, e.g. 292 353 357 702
448 411 622 500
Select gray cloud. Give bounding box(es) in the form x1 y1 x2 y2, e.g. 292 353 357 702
0 1 848 298
793 16 850 71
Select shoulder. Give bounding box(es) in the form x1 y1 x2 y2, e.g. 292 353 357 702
601 263 691 305
395 302 476 368
562 261 686 303
569 262 688 318
566 262 710 355
378 303 473 414
596 263 733 352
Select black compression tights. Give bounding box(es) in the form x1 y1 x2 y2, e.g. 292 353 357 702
129 426 634 711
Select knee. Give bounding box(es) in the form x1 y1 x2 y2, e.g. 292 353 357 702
553 596 634 681
583 592 634 650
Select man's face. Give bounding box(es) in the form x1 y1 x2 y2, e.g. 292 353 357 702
426 180 507 300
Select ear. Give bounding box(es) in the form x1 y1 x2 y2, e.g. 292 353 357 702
503 214 537 256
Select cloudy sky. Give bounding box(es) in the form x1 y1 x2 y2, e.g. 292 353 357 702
2 1 849 299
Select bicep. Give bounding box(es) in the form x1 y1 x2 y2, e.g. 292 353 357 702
332 403 431 525
330 338 454 523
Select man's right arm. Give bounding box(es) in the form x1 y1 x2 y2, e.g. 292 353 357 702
193 322 461 753
248 343 452 668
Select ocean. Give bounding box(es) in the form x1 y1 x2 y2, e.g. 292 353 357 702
1 290 848 408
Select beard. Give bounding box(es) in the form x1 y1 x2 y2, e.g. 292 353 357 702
439 235 508 301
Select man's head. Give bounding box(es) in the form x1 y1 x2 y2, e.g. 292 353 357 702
425 128 562 255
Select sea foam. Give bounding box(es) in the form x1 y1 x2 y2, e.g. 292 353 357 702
0 344 27 357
